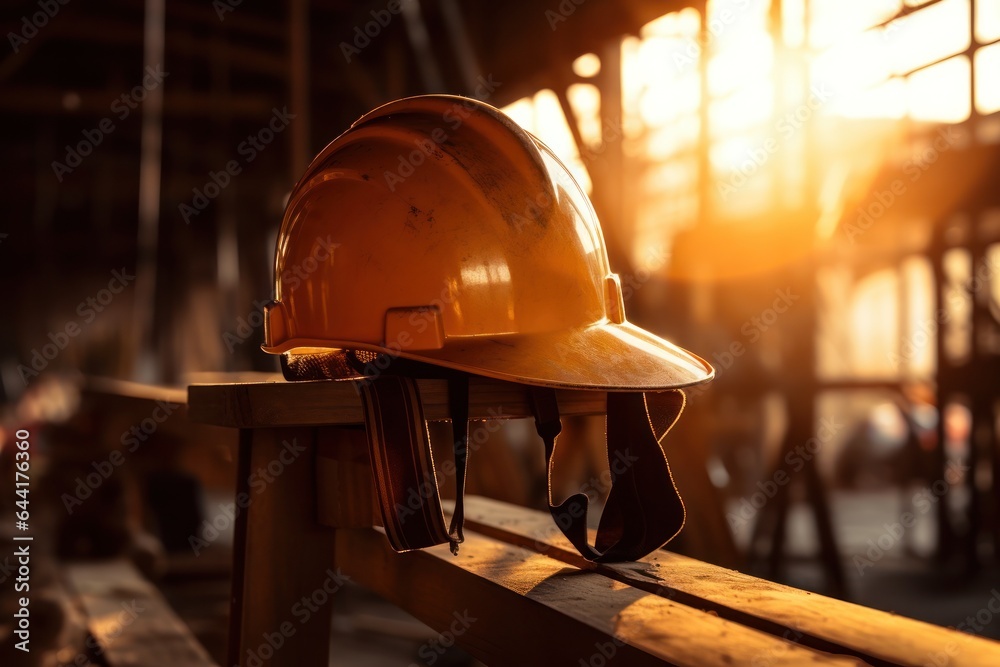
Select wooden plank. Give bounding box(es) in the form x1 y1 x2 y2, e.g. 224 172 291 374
228 427 337 667
336 527 863 667
188 376 608 428
79 375 238 492
456 496 1000 667
182 371 285 385
64 560 216 666
85 376 188 406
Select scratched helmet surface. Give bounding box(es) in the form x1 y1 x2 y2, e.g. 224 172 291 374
262 94 712 391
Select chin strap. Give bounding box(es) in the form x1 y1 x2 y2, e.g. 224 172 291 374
446 374 469 554
358 376 451 551
530 387 687 562
357 371 686 563
357 374 469 555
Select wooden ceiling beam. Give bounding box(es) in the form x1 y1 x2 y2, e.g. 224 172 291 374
8 16 287 78
0 87 276 118
160 0 286 41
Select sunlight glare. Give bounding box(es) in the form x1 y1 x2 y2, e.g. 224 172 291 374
640 73 700 127
907 56 971 123
886 0 970 76
641 11 681 38
708 32 774 96
567 83 602 147
645 116 700 160
831 77 907 119
974 41 1000 115
976 0 1000 43
709 87 774 136
809 0 902 48
849 270 900 377
501 92 593 193
677 7 701 35
782 0 806 47
572 53 601 78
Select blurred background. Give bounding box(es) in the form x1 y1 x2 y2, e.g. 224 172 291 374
1 0 1000 664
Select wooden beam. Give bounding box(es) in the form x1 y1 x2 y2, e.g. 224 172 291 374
6 16 287 77
457 496 1000 667
159 0 287 41
187 376 608 428
336 527 860 667
0 87 276 118
85 376 188 406
64 560 216 665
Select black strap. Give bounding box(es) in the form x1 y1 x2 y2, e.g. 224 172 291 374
446 375 470 554
356 370 470 556
351 350 686 563
531 387 687 562
358 376 452 551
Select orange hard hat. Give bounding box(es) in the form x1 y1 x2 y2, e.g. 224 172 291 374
263 94 713 563
262 94 712 391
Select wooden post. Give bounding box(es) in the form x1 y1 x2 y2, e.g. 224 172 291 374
227 427 337 667
316 426 377 528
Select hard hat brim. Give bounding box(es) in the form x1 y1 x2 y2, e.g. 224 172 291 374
270 320 713 391
405 321 714 391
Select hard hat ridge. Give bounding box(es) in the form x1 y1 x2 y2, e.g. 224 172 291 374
264 94 712 391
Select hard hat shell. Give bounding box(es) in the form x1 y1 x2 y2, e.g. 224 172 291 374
263 94 713 391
